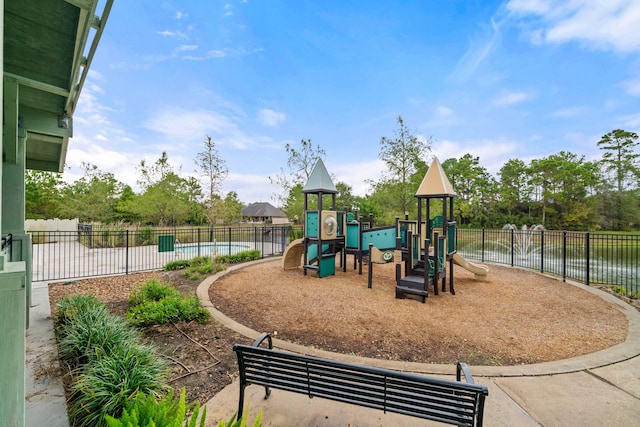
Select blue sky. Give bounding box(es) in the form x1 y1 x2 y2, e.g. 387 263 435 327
68 0 640 204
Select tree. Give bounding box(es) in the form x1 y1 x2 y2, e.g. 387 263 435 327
529 152 601 229
375 116 431 217
218 191 244 224
135 152 202 225
137 151 174 190
269 139 325 206
498 158 531 220
335 182 357 214
25 170 64 219
59 163 124 223
597 129 640 230
442 154 496 227
113 185 140 223
195 135 228 225
281 183 305 224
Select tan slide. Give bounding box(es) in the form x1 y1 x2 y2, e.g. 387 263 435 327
452 253 489 281
282 238 305 270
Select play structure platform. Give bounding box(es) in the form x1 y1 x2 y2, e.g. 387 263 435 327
281 157 489 302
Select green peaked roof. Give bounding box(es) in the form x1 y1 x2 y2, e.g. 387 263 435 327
302 158 337 193
415 157 456 197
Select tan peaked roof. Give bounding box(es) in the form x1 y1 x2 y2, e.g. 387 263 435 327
415 157 456 197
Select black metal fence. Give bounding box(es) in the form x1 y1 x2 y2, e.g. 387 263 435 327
31 225 293 282
456 228 639 295
30 225 639 296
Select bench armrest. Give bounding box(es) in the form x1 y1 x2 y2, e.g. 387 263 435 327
252 332 273 349
456 362 475 384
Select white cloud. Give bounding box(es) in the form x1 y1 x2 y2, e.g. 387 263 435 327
546 106 589 118
183 48 260 61
64 139 144 191
143 108 252 148
257 109 286 127
176 11 187 20
156 30 187 40
493 91 531 106
452 18 502 80
619 112 640 129
432 139 518 176
207 49 226 58
506 0 640 53
330 159 386 197
435 106 453 117
422 105 458 131
176 44 198 52
223 172 274 203
621 77 640 96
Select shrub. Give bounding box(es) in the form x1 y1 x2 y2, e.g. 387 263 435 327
126 279 210 327
104 387 206 427
129 279 182 305
56 294 104 326
181 256 226 280
55 295 169 427
127 295 210 327
164 259 192 271
68 342 169 427
57 304 141 366
215 250 261 264
612 285 640 299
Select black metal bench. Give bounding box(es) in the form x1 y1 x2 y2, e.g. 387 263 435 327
233 333 489 426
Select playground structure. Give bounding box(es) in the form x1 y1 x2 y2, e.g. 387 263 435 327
282 158 488 300
300 159 344 278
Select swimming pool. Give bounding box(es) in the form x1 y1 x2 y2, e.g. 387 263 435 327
174 243 250 256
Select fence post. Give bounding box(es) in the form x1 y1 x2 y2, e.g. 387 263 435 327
540 230 545 273
510 228 515 267
125 230 129 275
481 228 485 263
562 230 567 282
254 226 259 257
585 232 590 286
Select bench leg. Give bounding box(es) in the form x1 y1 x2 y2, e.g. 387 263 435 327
238 383 245 419
264 385 271 400
238 384 271 419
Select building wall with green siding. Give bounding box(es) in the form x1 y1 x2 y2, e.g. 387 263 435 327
1 2 28 423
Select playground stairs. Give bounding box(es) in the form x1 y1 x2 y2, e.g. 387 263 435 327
396 275 429 300
396 259 447 302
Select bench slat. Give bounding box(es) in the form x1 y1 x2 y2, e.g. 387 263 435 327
234 338 488 427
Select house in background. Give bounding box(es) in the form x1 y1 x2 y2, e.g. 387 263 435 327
242 202 289 224
1 1 112 425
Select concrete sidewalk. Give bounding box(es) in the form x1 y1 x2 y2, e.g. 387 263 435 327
25 282 69 427
26 265 640 427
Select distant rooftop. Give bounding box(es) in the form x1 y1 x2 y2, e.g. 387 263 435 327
242 202 286 217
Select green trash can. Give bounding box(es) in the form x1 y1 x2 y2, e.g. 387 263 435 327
158 235 175 252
